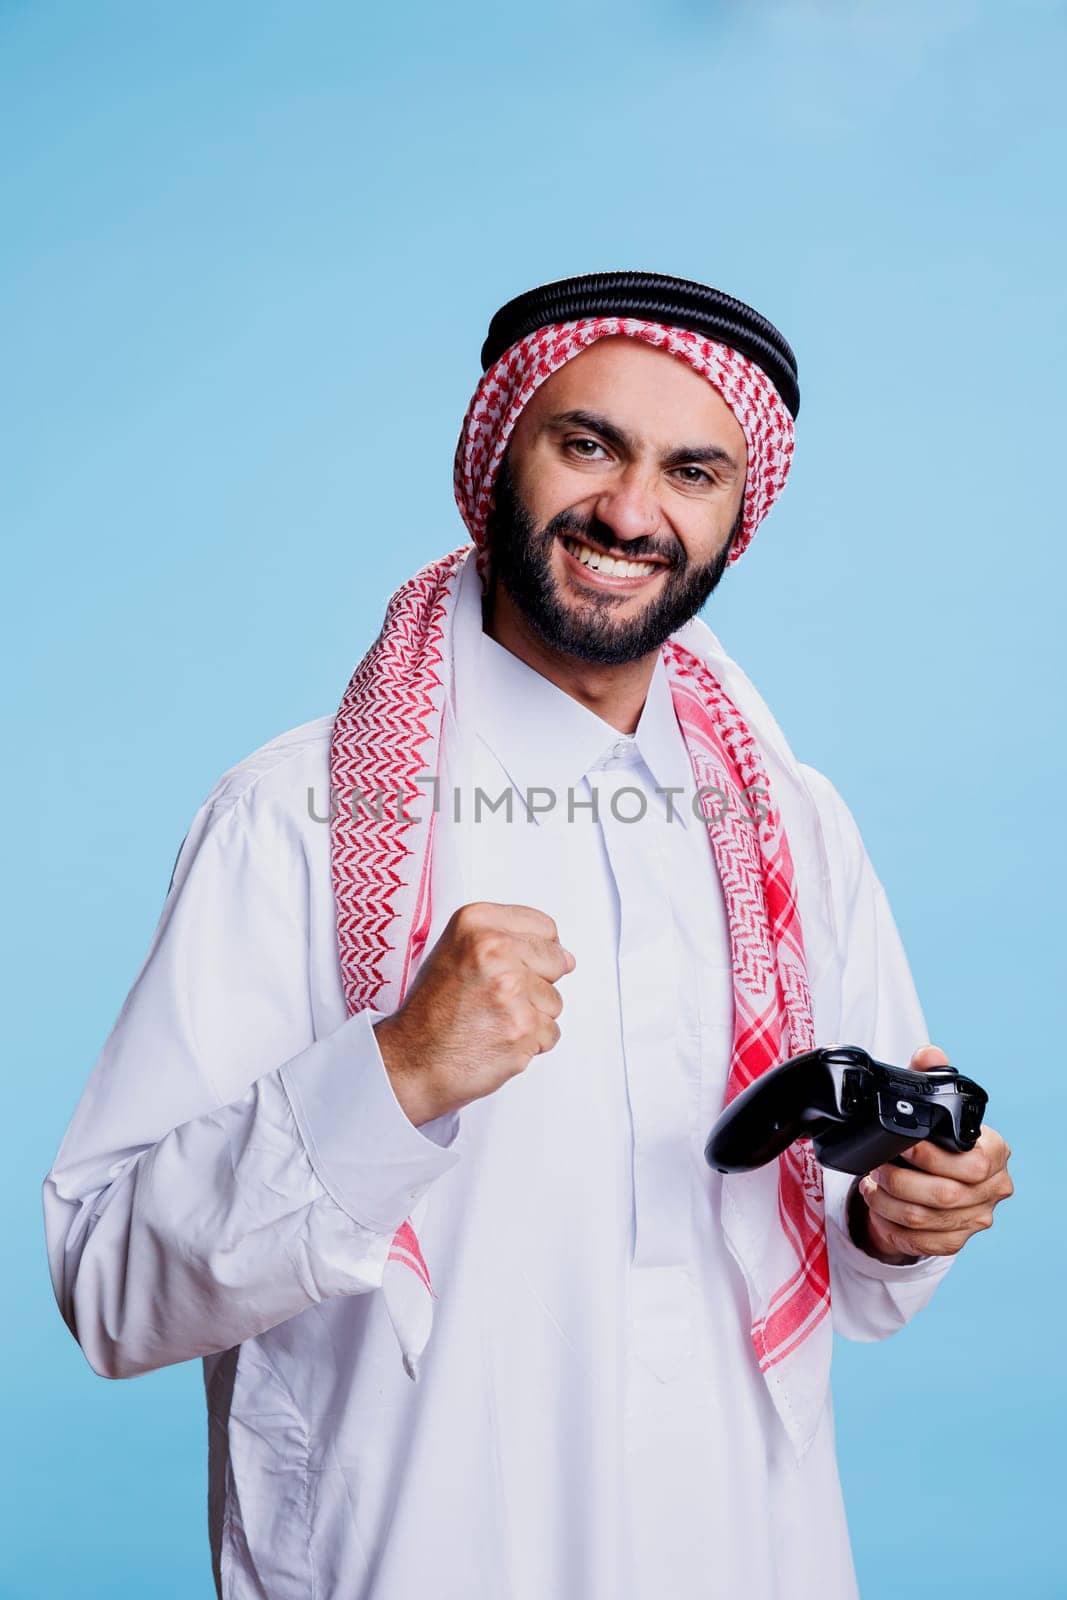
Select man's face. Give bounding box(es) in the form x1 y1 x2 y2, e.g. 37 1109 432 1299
484 337 748 666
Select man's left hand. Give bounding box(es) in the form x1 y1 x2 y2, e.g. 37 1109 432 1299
853 1045 1014 1264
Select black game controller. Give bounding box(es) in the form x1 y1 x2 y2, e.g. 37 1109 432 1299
704 1046 988 1177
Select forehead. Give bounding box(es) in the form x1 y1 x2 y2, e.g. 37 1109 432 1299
513 335 747 454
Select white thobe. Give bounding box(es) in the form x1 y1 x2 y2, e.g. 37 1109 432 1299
44 623 953 1600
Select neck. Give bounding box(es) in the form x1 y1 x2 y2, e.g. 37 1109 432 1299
484 583 657 735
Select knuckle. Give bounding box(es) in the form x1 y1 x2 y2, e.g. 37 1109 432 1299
901 1203 928 1231
473 934 506 972
489 969 522 1003
497 1003 532 1046
933 1180 959 1209
998 1171 1015 1200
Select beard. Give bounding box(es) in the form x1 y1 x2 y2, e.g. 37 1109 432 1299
483 454 742 666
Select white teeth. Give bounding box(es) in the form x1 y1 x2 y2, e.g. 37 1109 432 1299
562 537 657 579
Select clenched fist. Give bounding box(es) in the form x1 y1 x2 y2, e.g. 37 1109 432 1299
372 902 576 1128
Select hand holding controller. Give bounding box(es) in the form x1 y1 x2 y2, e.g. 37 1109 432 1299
704 1045 988 1176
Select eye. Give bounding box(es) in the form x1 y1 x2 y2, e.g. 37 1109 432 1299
563 436 609 461
672 465 713 486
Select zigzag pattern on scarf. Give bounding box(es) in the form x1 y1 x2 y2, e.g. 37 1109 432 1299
330 548 467 1020
330 548 467 1308
661 637 830 1370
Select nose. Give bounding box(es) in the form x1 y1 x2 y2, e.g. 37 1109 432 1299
593 462 661 544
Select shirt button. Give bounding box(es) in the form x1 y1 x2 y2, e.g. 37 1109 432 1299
612 737 635 759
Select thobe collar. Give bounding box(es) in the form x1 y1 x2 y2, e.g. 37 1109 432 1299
475 629 694 829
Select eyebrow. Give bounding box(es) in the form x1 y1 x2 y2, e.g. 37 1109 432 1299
545 408 741 477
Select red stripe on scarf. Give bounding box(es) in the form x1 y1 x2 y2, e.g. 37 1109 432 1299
661 639 829 1372
389 1220 436 1297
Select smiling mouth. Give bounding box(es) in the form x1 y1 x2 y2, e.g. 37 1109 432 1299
559 534 668 581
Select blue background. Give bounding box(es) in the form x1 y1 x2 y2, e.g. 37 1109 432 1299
3 1 1063 1594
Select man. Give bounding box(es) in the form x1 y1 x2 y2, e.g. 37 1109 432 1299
44 270 1013 1599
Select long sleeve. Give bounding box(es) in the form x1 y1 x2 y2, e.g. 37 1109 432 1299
798 764 955 1342
42 782 461 1380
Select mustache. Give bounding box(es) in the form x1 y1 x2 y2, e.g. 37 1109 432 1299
544 510 684 570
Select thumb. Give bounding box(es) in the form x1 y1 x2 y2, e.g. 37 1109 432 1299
909 1042 951 1072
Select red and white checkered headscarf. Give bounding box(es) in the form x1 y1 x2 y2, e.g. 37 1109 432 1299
330 319 830 1458
452 315 796 561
